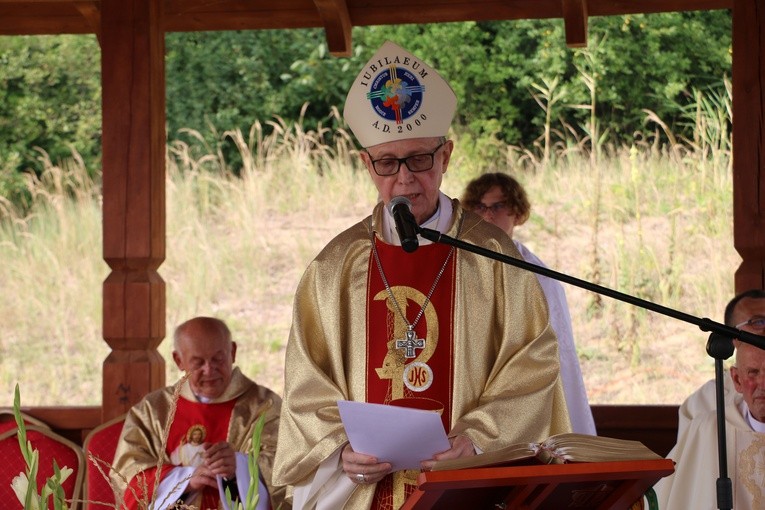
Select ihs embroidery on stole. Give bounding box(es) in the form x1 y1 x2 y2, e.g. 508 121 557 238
374 285 441 510
374 285 438 399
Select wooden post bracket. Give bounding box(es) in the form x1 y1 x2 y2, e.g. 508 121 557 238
313 0 352 57
562 0 588 48
73 1 100 41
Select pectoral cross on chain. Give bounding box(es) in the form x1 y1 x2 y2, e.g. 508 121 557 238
396 327 425 359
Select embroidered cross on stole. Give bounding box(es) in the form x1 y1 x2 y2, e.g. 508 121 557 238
366 239 456 510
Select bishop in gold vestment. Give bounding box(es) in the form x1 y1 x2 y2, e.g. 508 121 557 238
273 40 571 510
273 197 572 509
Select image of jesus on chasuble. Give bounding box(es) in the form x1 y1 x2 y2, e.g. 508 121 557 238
171 424 207 467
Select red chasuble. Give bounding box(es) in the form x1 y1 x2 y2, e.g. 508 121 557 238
123 398 237 510
366 239 456 509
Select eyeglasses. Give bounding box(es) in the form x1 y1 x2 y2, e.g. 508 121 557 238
473 201 509 214
735 317 765 331
368 142 445 176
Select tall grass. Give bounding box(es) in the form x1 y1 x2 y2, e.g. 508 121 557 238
0 101 736 406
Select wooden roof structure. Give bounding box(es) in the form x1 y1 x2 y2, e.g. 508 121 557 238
0 1 761 438
0 1 734 53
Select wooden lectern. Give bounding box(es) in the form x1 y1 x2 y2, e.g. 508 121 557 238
402 459 674 509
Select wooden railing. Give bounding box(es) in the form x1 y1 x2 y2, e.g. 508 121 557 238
591 405 679 457
14 406 101 445
10 404 680 458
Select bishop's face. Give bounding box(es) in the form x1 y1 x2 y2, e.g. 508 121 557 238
361 137 453 225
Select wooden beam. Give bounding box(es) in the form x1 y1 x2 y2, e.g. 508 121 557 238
73 1 99 41
163 0 731 33
0 0 733 36
101 0 167 420
732 0 765 292
15 405 101 445
586 0 731 16
8 404 682 455
0 2 92 34
562 0 587 48
313 0 352 57
163 2 325 32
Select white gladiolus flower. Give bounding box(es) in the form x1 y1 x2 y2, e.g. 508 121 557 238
11 473 40 510
11 465 74 510
58 466 73 483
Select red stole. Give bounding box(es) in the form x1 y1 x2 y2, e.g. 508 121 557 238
124 397 237 510
366 239 456 509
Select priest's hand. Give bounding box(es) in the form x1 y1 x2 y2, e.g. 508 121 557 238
342 443 392 485
420 434 475 471
188 464 219 491
203 441 237 479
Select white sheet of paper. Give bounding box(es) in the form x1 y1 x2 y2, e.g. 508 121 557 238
337 400 450 471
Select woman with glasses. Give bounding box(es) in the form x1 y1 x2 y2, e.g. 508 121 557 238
461 172 596 436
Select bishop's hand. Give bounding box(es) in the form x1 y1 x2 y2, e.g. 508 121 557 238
420 434 475 471
341 443 392 485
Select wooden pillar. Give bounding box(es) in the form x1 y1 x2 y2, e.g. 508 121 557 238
732 0 765 292
100 0 166 421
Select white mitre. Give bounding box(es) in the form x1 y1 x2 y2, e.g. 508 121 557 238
343 40 457 148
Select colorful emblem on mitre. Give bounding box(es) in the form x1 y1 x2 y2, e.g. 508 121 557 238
343 40 457 148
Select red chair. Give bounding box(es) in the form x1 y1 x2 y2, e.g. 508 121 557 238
82 414 125 509
0 424 85 509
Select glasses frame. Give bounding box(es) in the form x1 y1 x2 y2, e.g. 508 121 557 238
734 316 765 330
473 201 509 214
367 142 446 176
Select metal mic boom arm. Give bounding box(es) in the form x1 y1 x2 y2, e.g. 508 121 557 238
417 226 765 349
418 224 752 510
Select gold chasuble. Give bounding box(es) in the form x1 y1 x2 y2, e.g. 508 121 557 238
367 239 455 508
273 199 572 510
112 368 285 510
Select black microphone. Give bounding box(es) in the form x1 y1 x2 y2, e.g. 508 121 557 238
388 196 419 253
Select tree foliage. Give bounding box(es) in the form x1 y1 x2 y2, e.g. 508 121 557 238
0 35 101 206
0 11 732 204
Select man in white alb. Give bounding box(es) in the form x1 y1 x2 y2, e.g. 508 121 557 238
654 289 765 509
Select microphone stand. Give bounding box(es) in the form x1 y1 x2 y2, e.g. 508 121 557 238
418 226 764 510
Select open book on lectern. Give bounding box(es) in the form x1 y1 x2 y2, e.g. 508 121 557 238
431 432 663 472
